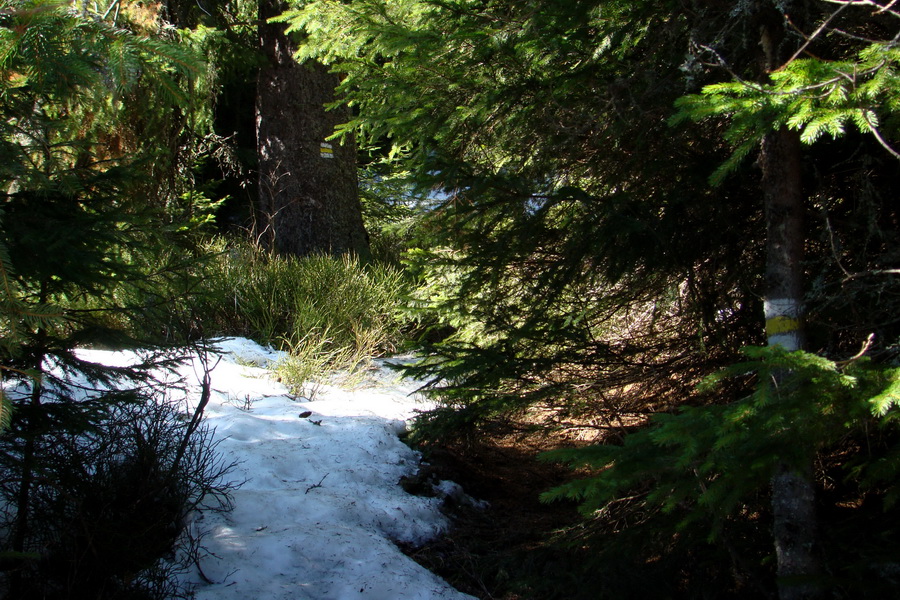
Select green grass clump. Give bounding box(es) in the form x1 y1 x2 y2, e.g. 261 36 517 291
195 239 411 394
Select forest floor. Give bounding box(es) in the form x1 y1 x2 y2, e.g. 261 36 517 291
401 424 594 600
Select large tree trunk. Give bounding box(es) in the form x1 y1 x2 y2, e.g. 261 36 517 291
760 126 823 600
255 0 370 259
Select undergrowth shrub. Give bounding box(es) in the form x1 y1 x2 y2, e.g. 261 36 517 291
0 359 237 599
540 346 900 598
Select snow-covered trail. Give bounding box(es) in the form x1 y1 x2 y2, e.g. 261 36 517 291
82 338 475 600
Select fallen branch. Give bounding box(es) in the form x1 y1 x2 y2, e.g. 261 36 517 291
305 473 329 494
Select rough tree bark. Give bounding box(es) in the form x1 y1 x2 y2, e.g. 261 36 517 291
255 0 370 259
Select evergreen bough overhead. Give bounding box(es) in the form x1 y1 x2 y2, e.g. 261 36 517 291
282 0 766 434
0 0 206 352
673 1 900 184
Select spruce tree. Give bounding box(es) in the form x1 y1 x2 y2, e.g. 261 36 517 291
674 4 900 594
162 0 372 258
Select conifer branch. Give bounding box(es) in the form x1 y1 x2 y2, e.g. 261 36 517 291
842 268 900 281
861 108 900 158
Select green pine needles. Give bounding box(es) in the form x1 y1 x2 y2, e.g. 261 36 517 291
0 0 200 103
542 345 900 535
673 17 900 184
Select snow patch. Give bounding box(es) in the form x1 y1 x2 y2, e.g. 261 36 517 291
69 337 474 600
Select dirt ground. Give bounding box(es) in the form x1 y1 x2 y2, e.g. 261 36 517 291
400 425 591 600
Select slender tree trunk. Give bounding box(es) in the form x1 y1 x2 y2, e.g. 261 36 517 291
753 2 824 594
255 0 370 259
761 128 805 356
760 126 823 600
8 380 40 599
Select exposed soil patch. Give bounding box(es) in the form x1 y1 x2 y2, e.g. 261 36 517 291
400 424 595 599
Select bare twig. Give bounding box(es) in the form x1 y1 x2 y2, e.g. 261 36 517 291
861 109 900 160
837 333 876 365
779 3 852 71
823 0 900 19
173 339 222 472
842 267 900 281
824 214 854 279
305 473 329 494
